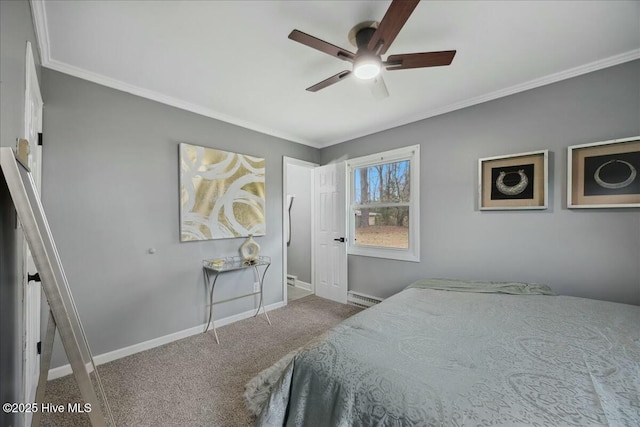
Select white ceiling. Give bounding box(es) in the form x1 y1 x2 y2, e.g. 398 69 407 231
32 1 640 148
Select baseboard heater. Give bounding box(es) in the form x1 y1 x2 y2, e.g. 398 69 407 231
347 291 383 308
286 274 297 286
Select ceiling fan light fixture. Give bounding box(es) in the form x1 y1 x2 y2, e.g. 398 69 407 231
289 0 456 94
353 52 381 80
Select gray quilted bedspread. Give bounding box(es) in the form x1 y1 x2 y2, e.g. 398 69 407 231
257 285 640 426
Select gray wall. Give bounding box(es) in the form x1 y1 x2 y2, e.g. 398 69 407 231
41 70 319 368
322 60 640 305
19 39 640 378
0 1 41 425
286 163 312 284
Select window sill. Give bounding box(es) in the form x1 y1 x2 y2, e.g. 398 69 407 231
348 246 420 263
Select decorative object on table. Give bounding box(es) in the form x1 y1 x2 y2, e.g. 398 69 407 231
240 234 261 264
568 136 640 208
479 150 548 210
210 258 226 268
179 142 266 241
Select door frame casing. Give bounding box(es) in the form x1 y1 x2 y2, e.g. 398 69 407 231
282 157 318 304
22 40 44 427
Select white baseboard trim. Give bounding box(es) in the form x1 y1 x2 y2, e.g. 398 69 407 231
47 300 286 380
294 280 312 291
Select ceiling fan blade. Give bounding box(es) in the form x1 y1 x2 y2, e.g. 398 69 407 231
306 71 352 92
289 30 355 62
367 75 389 100
385 50 456 70
367 0 420 55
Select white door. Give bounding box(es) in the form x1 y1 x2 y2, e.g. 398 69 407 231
314 162 348 304
23 41 43 423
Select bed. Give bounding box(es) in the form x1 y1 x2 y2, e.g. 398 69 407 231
250 279 640 426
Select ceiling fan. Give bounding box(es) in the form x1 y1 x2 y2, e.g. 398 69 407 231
288 0 456 99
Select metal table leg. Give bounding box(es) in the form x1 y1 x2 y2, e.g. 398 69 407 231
253 263 271 325
203 269 220 344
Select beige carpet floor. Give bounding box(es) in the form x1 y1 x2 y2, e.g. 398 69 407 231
41 295 362 427
287 285 313 302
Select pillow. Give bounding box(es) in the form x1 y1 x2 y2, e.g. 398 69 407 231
406 278 556 295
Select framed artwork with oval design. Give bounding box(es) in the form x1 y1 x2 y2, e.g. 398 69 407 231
568 136 640 208
479 150 548 210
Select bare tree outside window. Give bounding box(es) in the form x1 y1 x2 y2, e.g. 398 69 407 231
359 167 369 228
354 159 410 249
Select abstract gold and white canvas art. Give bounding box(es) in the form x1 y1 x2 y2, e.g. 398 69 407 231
180 143 265 241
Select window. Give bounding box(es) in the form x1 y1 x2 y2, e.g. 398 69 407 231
347 145 420 262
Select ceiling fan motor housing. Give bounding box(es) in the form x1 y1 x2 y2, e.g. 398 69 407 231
355 27 377 51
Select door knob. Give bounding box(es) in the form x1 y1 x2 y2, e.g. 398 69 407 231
333 237 345 243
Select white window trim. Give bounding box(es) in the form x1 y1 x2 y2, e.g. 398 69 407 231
346 145 420 262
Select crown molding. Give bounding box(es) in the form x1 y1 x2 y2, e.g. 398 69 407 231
320 49 640 148
44 59 321 148
28 0 320 149
30 0 51 64
30 0 638 150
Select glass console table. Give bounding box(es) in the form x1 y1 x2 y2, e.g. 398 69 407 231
202 255 271 344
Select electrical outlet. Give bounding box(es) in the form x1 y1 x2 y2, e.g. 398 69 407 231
253 282 260 293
